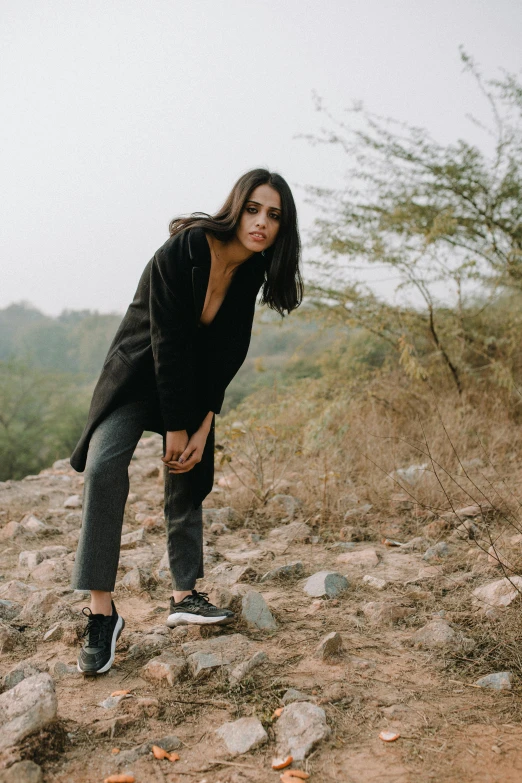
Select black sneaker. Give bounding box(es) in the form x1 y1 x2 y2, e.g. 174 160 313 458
166 590 235 627
77 600 125 675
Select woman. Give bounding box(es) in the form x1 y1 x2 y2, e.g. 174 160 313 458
69 168 302 674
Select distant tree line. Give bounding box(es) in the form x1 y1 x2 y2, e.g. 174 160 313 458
0 302 336 480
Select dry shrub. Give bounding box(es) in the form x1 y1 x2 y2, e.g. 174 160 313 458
218 367 522 537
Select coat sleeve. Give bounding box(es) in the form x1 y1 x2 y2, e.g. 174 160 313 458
149 235 195 431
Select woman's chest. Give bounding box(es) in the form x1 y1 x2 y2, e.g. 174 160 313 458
199 267 236 327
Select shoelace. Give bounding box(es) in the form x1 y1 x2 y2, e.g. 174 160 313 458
81 608 112 648
186 590 214 608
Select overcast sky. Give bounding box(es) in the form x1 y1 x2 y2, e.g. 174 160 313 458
1 0 521 315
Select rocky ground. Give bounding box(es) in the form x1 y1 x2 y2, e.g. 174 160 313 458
1 435 522 783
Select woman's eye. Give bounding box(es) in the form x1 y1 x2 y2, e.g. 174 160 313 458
246 207 257 213
270 213 280 220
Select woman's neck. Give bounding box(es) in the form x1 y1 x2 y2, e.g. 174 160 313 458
207 234 253 274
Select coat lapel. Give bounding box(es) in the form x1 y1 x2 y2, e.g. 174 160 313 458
188 227 211 323
191 266 208 322
188 226 266 324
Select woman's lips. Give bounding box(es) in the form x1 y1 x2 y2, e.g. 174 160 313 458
249 233 266 241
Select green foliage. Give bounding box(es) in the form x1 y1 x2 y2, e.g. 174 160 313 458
0 358 90 480
301 52 522 396
0 302 121 375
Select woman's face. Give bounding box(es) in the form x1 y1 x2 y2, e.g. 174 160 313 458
236 184 282 254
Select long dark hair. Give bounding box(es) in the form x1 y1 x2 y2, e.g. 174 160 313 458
169 168 303 316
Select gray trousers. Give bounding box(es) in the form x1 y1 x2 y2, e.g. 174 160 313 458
71 400 204 592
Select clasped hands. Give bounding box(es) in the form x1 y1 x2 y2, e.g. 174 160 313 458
161 426 209 474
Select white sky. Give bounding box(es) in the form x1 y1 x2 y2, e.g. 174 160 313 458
1 0 521 315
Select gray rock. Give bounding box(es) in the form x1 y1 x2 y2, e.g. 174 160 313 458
142 652 187 686
2 660 48 691
260 561 304 582
63 494 82 508
362 602 414 625
43 623 63 641
362 575 387 590
203 507 241 528
120 527 146 549
0 599 22 621
451 520 480 541
98 694 129 710
20 514 46 533
203 544 220 565
0 621 21 653
215 716 268 756
281 688 313 704
455 503 484 517
208 562 257 587
20 515 59 537
275 701 330 761
229 651 268 684
343 504 372 519
0 521 24 541
127 632 169 659
240 590 277 631
0 760 43 783
411 619 475 652
423 542 450 561
120 566 154 590
208 586 236 610
53 661 81 678
115 734 181 766
31 558 70 583
315 631 343 660
303 570 349 598
266 494 301 519
187 651 224 678
120 546 154 570
394 463 429 485
269 521 311 543
0 673 57 752
0 581 38 602
41 545 69 558
336 548 379 568
19 550 45 570
474 671 513 690
400 537 430 552
17 589 62 623
182 633 255 679
472 577 522 609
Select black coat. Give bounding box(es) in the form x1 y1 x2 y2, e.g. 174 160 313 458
70 226 267 507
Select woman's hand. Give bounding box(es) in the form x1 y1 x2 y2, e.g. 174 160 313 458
166 427 209 474
162 430 189 466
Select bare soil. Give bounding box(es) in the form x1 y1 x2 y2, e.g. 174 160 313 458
1 436 521 783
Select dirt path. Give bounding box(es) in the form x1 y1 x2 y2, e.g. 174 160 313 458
1 435 521 783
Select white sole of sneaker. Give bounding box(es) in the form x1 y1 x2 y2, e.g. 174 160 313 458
77 614 125 675
166 612 234 627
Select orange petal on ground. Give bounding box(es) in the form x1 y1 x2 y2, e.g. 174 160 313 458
110 748 120 755
103 775 136 783
272 707 284 718
283 771 310 780
168 752 180 762
379 730 401 742
110 689 131 697
272 756 293 770
152 745 170 759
